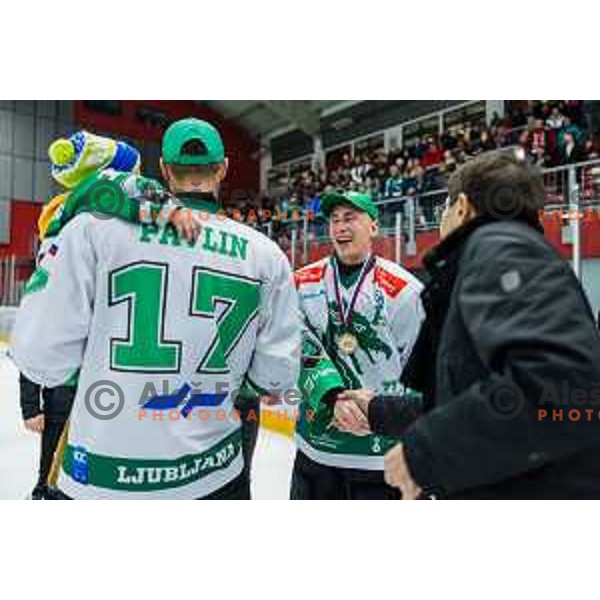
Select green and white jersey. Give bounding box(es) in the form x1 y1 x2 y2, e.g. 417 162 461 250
294 255 424 471
13 199 301 499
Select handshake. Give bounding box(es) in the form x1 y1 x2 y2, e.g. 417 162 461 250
332 388 423 499
332 388 375 436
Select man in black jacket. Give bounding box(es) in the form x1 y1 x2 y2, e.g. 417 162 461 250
338 150 600 499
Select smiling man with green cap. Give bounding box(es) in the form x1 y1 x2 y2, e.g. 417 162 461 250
291 190 425 499
322 190 380 220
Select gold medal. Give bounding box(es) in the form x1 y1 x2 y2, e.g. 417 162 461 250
330 254 375 358
337 332 358 355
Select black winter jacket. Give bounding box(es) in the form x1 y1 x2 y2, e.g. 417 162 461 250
375 217 600 499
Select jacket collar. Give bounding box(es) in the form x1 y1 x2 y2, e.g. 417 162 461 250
424 215 493 276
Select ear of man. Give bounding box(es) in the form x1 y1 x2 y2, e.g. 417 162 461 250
457 193 476 222
219 157 229 181
159 157 180 192
371 218 380 238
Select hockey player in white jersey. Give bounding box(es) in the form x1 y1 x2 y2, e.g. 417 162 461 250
13 118 301 499
291 191 424 499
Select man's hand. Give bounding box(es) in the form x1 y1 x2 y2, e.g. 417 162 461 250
172 209 203 244
333 398 371 436
24 414 45 434
384 443 422 500
336 388 375 416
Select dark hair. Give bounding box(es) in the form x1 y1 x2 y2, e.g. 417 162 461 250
168 162 221 180
180 139 208 157
167 138 221 180
447 150 545 225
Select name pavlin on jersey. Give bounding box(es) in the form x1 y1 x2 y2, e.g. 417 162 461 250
139 220 249 261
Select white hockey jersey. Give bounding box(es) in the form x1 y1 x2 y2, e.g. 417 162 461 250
13 199 301 499
295 255 424 470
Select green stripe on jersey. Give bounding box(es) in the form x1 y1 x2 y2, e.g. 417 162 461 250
63 429 241 492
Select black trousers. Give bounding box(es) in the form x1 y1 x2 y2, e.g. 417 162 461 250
290 450 401 500
19 374 75 492
203 472 250 500
235 395 260 483
39 387 74 488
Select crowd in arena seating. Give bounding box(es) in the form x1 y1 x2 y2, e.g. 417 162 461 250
267 101 600 218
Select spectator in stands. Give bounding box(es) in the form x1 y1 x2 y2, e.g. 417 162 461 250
469 129 495 156
584 137 600 161
441 128 458 152
530 119 547 165
479 129 497 153
384 164 404 197
269 101 596 238
546 106 565 130
422 137 443 168
402 164 422 196
350 154 371 185
424 161 449 193
414 161 425 183
368 157 388 195
558 116 583 149
369 176 383 196
413 137 427 160
562 131 588 164
328 169 340 189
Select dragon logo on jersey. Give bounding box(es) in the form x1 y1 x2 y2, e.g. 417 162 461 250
325 301 392 376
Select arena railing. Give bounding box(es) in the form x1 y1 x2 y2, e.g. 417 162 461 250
279 158 600 270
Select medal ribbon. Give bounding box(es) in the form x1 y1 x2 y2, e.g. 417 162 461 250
331 254 376 329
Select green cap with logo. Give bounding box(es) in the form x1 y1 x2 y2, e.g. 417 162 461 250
321 191 379 221
162 118 225 165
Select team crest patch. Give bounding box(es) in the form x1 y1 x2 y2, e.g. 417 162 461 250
374 266 407 298
294 264 327 288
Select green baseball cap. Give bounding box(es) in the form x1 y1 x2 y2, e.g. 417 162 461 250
321 191 379 221
162 118 225 165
